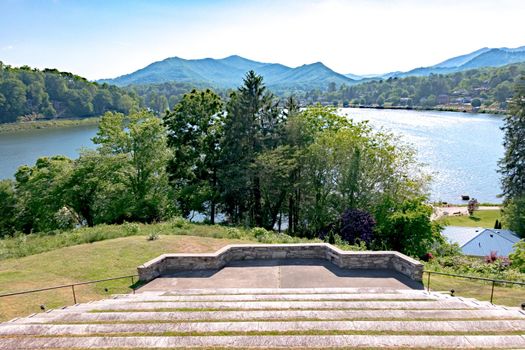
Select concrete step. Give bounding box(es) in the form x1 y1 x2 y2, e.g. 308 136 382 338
65 300 476 311
12 308 525 324
108 293 438 302
134 288 427 295
2 334 525 349
1 320 525 336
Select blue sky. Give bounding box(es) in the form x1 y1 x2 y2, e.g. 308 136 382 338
1 0 525 80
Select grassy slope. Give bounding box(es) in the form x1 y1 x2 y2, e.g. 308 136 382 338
436 210 502 228
0 235 249 321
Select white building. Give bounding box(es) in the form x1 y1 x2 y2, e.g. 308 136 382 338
441 226 521 257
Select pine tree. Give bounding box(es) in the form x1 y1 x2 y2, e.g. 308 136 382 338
499 76 525 236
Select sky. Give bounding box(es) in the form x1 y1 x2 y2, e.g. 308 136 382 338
1 0 525 80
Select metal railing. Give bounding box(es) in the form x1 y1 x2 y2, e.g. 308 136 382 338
424 270 525 304
0 274 138 305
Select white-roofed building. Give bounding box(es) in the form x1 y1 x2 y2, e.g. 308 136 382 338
441 226 522 257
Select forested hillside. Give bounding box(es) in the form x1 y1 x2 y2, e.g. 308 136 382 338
0 62 139 124
313 63 525 110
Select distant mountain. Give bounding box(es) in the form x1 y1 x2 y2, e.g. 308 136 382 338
387 46 525 79
432 47 492 68
99 55 356 90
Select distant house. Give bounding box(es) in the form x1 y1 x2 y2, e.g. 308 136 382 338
437 94 450 105
441 226 521 257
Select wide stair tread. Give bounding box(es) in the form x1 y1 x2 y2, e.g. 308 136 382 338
2 288 524 349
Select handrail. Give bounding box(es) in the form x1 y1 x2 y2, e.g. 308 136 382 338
423 270 525 286
0 274 138 302
423 270 525 305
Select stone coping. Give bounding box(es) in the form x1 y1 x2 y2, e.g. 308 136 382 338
137 243 424 283
137 243 423 282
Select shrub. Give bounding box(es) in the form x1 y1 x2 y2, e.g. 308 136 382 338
147 232 159 241
170 217 190 229
54 207 77 230
250 227 270 239
339 208 375 245
225 227 243 239
122 222 140 235
509 240 525 272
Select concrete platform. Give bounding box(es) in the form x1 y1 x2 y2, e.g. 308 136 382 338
139 258 423 292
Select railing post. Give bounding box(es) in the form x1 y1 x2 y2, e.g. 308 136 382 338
490 280 495 304
131 276 135 294
71 285 77 304
427 271 431 292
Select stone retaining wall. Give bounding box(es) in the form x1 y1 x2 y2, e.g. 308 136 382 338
137 243 423 282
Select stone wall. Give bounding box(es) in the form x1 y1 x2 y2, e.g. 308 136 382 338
137 243 423 282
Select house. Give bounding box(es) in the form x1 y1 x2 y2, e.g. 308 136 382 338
441 226 521 257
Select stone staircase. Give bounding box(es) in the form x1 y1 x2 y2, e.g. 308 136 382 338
1 288 525 349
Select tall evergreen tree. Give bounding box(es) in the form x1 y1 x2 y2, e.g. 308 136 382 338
500 77 525 198
500 76 525 236
219 71 282 226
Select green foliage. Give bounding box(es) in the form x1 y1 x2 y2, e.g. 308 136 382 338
375 199 440 257
14 155 74 233
170 217 190 229
0 180 17 237
0 62 138 123
509 240 525 272
146 231 160 241
500 77 525 237
164 89 224 222
502 197 525 237
307 63 525 110
122 222 140 235
93 110 173 222
426 253 524 282
219 71 284 228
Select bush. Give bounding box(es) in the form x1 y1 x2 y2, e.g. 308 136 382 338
170 217 190 229
509 240 525 272
250 227 270 239
147 232 159 241
122 222 140 235
339 209 375 245
225 227 243 239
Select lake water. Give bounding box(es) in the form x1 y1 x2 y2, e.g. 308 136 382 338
340 108 504 204
0 109 505 203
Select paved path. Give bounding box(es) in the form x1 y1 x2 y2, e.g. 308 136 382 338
139 258 423 292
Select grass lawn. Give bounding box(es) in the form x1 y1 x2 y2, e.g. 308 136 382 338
0 235 249 322
436 209 502 228
423 273 525 308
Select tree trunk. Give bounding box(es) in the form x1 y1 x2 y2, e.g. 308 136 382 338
253 175 263 227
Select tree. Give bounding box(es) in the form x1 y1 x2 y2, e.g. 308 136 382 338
14 156 74 233
375 198 440 257
471 98 481 108
509 239 525 272
499 77 525 236
93 110 172 222
467 198 479 216
219 71 282 226
0 179 17 237
164 89 224 223
337 208 376 245
63 150 131 226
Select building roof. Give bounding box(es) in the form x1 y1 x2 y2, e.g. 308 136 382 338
441 226 521 257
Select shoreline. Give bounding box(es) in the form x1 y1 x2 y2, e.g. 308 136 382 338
341 105 506 115
0 117 101 134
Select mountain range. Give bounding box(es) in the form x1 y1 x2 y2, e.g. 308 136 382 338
358 46 525 80
99 46 525 90
99 55 355 90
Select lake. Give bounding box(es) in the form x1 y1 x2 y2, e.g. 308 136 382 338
0 109 505 203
